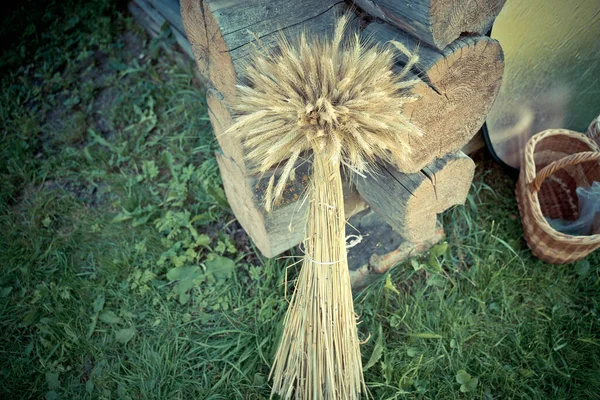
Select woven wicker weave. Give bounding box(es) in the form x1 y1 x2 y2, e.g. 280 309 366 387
516 129 600 264
587 115 600 146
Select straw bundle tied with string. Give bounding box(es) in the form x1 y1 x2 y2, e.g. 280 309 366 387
224 15 421 399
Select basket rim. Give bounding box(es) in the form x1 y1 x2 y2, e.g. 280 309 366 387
522 129 600 242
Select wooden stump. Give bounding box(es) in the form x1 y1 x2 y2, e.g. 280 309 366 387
352 0 506 50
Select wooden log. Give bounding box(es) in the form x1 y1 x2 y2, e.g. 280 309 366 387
355 151 475 241
133 1 472 258
180 0 503 172
206 89 247 172
181 0 344 103
216 151 367 257
352 0 506 50
363 22 504 167
209 80 472 249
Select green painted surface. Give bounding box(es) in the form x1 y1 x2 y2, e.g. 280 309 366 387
487 0 600 167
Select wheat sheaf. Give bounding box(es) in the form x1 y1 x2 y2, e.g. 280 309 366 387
225 15 421 400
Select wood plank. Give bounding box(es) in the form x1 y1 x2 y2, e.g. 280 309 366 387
132 0 194 61
347 209 445 288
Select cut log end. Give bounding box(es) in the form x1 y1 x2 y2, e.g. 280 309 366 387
180 0 209 75
353 0 507 50
356 152 474 242
430 0 507 48
403 36 504 169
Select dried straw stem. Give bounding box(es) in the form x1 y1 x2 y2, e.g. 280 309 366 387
270 151 365 399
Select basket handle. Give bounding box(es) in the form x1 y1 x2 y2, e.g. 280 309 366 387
532 151 600 192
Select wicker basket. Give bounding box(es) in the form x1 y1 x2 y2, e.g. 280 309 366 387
587 114 600 146
516 129 600 264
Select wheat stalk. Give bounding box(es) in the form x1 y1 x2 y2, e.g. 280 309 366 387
224 15 421 399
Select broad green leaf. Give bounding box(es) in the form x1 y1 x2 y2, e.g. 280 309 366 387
99 311 121 324
179 292 190 305
205 256 235 280
462 377 478 393
215 241 226 254
166 265 200 282
195 234 210 247
45 391 58 400
86 379 94 393
162 150 177 180
364 325 384 371
46 372 59 389
406 347 420 357
575 260 590 276
111 212 132 223
207 185 230 209
430 242 448 257
167 266 201 295
456 370 471 385
93 295 105 314
411 259 424 271
456 370 478 393
383 275 400 295
115 328 136 344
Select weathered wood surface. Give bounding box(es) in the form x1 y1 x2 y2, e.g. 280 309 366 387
364 22 504 166
355 151 474 241
216 151 367 257
352 0 506 50
208 84 468 254
209 86 367 257
131 0 194 60
181 0 345 102
181 0 503 172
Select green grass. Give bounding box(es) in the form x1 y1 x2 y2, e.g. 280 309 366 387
1 1 599 399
